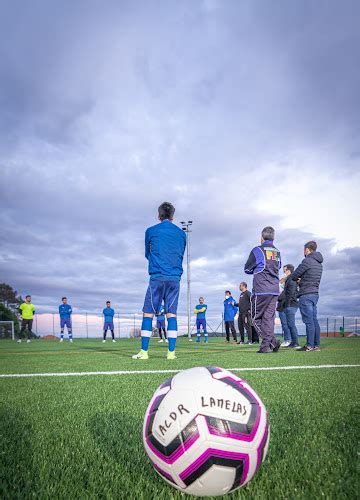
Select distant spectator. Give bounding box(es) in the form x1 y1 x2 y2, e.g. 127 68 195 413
245 226 281 353
283 264 299 348
103 300 115 343
224 291 238 343
156 304 167 343
292 241 323 351
194 297 208 343
235 282 253 344
18 295 35 343
59 297 73 343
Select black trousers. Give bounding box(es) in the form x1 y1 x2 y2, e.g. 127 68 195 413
159 327 167 340
20 319 33 339
238 312 252 342
251 326 259 343
225 321 237 341
251 295 277 351
103 329 115 340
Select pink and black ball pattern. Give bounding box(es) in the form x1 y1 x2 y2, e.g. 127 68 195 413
143 367 270 497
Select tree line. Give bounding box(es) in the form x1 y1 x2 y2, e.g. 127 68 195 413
0 283 22 337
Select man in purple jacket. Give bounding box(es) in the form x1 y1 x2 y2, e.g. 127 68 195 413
245 226 282 353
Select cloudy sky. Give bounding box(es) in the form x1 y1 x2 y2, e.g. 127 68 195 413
1 0 359 321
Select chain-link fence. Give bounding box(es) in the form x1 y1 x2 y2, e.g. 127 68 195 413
9 312 358 339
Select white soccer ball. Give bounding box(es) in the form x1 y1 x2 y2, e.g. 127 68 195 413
143 366 269 497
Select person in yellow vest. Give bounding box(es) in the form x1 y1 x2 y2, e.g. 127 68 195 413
18 295 36 343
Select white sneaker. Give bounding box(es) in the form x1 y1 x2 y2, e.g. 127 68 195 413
60 338 64 342
102 340 106 343
17 339 22 343
281 341 291 347
112 339 116 343
69 339 73 343
165 339 168 343
189 338 193 342
132 350 149 360
158 339 164 343
27 340 31 343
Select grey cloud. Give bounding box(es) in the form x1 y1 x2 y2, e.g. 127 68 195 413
0 0 359 319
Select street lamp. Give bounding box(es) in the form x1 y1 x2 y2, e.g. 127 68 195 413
181 220 193 341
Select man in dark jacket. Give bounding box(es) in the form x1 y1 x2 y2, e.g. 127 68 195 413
235 282 253 344
245 226 281 353
292 241 323 351
283 264 299 348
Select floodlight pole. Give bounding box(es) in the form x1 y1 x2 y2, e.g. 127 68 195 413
181 221 193 340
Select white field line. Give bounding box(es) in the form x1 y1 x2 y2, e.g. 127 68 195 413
0 364 359 379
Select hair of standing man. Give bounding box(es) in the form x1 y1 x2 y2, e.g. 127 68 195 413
62 296 67 301
158 202 175 221
304 241 317 252
225 290 231 295
261 226 275 241
25 295 31 299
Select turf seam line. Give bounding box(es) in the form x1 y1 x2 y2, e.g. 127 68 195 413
0 364 359 378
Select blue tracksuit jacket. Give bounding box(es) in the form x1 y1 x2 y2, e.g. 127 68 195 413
103 307 115 321
244 240 281 295
59 304 72 319
194 304 207 319
224 296 238 321
145 220 186 280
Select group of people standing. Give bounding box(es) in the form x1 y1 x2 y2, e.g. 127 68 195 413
220 286 259 344
133 205 323 359
197 227 323 353
16 202 323 357
277 242 324 351
243 228 323 353
16 296 117 342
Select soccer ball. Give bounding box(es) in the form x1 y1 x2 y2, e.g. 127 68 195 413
143 366 269 497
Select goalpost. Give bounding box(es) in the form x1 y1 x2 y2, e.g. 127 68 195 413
0 321 15 340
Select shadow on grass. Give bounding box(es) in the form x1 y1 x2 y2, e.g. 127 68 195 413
0 408 39 498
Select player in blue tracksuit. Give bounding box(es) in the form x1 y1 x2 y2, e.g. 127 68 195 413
244 226 282 353
103 301 116 342
194 297 208 343
132 202 186 360
156 305 167 343
59 297 73 342
224 291 238 342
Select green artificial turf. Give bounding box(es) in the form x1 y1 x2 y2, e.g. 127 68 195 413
0 338 359 499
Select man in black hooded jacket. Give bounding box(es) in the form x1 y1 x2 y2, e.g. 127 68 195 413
292 241 323 351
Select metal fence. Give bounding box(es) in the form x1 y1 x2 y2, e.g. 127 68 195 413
19 312 360 339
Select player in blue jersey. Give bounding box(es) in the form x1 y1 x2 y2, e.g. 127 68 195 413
156 305 168 343
103 301 116 342
59 297 73 342
132 202 186 360
194 297 208 343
